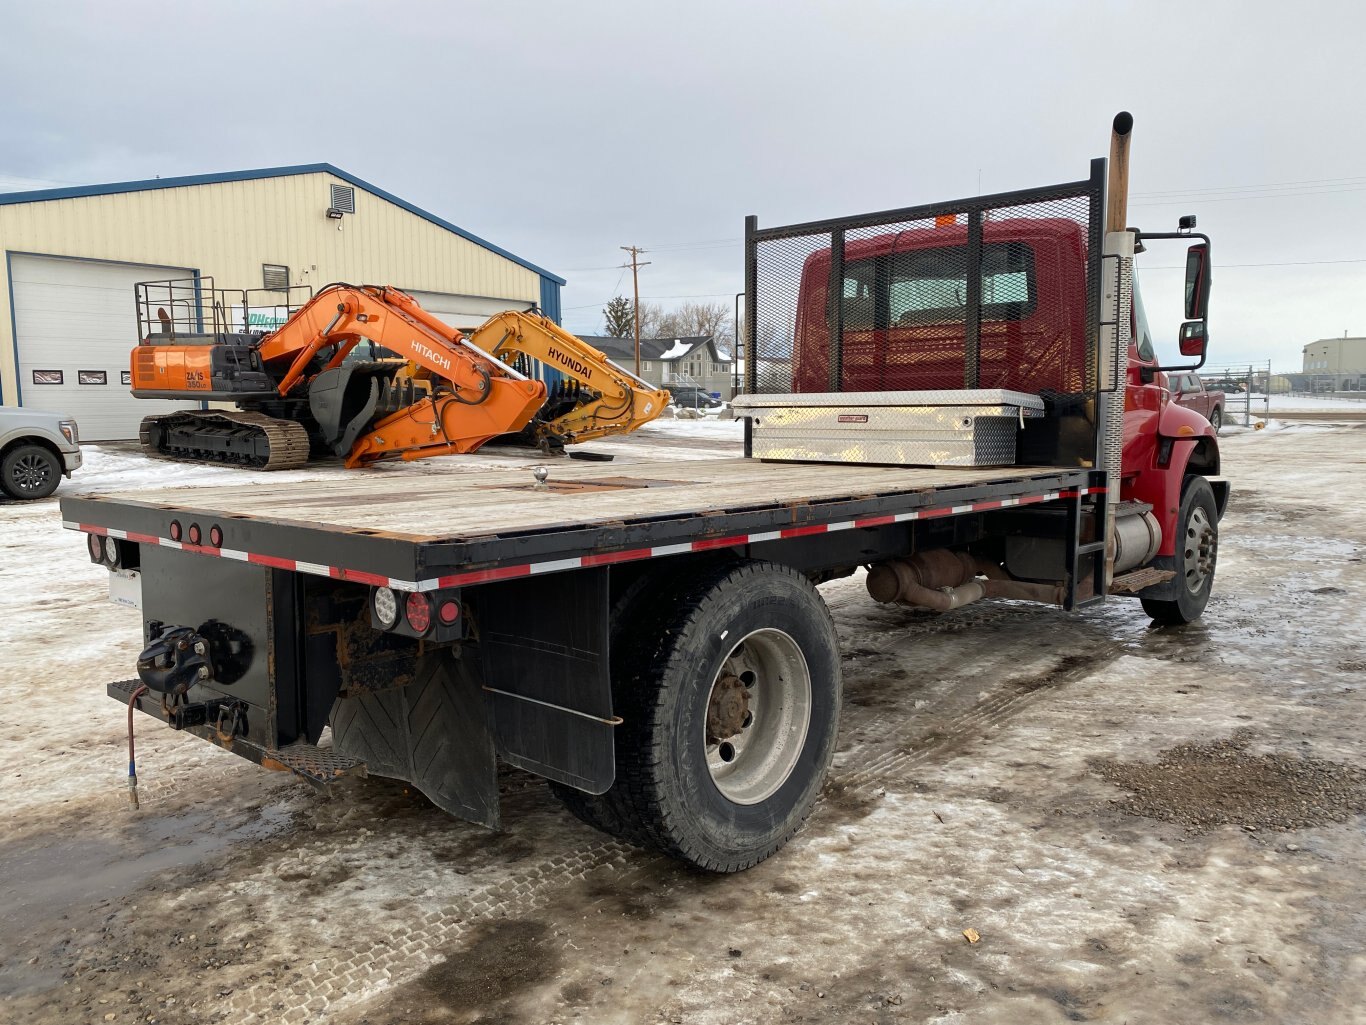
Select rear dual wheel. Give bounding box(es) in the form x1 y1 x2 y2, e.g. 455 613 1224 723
553 561 842 872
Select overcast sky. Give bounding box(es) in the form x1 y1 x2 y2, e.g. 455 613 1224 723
3 0 1363 370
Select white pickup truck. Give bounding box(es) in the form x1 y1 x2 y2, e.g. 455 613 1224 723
0 406 82 500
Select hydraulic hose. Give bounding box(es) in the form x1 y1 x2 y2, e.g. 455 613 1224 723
127 684 149 809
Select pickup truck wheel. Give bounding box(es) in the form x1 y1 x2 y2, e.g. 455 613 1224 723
2 443 61 500
606 560 842 872
1209 406 1222 433
1141 477 1218 625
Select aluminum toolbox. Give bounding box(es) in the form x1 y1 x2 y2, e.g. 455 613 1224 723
731 389 1045 467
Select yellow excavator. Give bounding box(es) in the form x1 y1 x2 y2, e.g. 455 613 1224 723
130 282 669 469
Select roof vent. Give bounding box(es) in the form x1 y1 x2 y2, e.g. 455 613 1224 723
330 183 355 214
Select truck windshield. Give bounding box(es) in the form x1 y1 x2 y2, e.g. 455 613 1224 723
839 242 1035 329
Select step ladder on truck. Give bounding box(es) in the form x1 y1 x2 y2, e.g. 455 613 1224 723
61 113 1226 872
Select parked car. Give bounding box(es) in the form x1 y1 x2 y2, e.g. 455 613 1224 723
1167 372 1225 432
0 407 82 500
666 385 722 409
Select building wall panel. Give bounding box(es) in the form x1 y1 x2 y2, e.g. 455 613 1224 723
1 172 544 404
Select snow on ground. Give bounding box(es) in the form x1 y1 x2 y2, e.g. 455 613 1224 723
1 421 1364 1025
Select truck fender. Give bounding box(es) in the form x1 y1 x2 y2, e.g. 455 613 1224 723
1128 403 1221 558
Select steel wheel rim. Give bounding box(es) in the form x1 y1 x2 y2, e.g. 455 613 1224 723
703 628 812 806
1183 506 1217 594
11 453 52 493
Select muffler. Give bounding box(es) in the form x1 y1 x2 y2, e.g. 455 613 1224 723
867 550 1066 610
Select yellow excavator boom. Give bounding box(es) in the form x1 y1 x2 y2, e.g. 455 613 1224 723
467 310 670 448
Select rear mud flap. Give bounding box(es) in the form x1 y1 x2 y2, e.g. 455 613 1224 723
330 650 499 828
476 568 616 795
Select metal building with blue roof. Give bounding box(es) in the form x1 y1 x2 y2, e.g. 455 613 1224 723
0 164 565 440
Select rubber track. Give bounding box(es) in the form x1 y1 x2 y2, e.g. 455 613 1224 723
140 409 312 471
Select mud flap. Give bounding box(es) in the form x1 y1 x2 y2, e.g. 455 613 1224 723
475 568 616 795
330 650 499 828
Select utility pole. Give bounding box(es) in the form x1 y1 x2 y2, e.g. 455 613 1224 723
620 246 651 375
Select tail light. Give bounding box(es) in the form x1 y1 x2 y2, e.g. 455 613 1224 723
187 523 202 545
87 532 104 562
104 536 121 566
169 520 182 541
405 592 432 635
373 586 399 628
209 524 223 548
369 587 461 640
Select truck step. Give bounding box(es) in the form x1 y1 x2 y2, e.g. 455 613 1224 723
1110 567 1177 594
264 743 367 786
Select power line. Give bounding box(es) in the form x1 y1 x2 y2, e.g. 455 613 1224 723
562 291 738 312
1132 174 1366 198
1142 257 1366 270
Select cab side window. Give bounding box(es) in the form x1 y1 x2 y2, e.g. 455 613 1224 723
1131 279 1157 364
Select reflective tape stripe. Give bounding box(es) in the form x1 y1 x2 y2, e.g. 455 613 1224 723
62 487 1107 591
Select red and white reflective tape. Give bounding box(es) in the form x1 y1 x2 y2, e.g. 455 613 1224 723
64 486 1104 594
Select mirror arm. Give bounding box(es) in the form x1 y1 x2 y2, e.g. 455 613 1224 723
1135 230 1212 246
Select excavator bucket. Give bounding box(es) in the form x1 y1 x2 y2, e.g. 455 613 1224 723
308 365 384 456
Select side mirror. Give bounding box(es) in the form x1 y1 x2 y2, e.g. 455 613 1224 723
1179 320 1207 358
1184 243 1210 320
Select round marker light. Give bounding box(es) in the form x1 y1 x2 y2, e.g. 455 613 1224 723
188 523 202 545
405 592 432 634
373 586 399 628
88 533 104 561
209 524 223 548
169 520 182 541
438 599 460 626
104 536 120 565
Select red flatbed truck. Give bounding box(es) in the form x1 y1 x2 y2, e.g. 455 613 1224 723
60 114 1227 872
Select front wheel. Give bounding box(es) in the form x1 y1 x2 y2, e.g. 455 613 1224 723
1 443 61 500
1209 406 1222 433
1142 477 1218 625
600 561 842 872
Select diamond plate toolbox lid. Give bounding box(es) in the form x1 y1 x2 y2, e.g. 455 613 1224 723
731 389 1045 467
731 389 1045 411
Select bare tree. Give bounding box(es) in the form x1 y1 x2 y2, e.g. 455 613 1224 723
634 301 666 338
654 301 733 342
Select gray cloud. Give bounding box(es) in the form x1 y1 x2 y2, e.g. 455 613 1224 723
3 0 1363 368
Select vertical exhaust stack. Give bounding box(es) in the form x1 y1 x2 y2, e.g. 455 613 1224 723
1101 111 1136 589
1107 111 1134 233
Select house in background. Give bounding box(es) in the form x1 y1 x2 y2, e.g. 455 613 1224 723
580 335 735 396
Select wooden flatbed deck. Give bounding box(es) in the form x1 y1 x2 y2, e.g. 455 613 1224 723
61 458 1097 590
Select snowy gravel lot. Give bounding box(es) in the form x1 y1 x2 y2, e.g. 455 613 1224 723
1 416 1363 1024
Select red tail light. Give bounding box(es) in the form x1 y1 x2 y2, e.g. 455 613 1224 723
188 523 202 545
209 524 223 547
438 599 460 625
405 592 431 634
169 520 182 541
88 533 104 562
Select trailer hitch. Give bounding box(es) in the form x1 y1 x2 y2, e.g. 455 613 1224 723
136 626 214 695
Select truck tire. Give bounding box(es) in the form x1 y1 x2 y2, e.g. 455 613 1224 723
1141 476 1218 625
1209 406 1222 433
1 443 61 500
600 560 842 872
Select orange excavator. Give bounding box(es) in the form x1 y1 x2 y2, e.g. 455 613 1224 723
130 281 667 470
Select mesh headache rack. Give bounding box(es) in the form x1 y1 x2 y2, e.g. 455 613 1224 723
739 160 1120 469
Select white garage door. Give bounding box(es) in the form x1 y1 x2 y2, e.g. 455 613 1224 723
11 254 195 441
405 290 533 331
